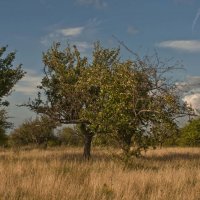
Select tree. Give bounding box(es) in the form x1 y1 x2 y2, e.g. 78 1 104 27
10 116 57 147
178 117 200 146
24 42 120 159
0 109 10 146
0 46 25 136
81 53 193 157
0 46 25 106
149 120 179 148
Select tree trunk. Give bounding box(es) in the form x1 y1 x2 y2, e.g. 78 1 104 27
80 123 93 160
83 133 93 160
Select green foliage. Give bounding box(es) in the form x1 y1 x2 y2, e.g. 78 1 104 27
0 109 12 130
0 46 25 136
0 109 11 146
81 51 193 156
178 118 200 146
9 116 57 147
27 43 89 123
0 46 25 106
149 121 180 147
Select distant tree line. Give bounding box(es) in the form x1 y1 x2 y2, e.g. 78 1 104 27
1 115 200 149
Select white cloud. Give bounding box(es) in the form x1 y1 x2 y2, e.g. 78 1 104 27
57 27 84 37
41 36 92 53
176 76 200 93
41 26 85 46
177 76 200 112
157 40 200 52
77 0 107 9
14 70 42 96
183 93 200 110
40 19 100 53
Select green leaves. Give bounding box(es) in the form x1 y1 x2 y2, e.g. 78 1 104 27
179 118 200 146
0 46 25 135
0 46 25 106
10 116 57 146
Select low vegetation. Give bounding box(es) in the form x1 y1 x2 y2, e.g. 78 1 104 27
9 116 57 147
0 147 200 200
178 117 200 146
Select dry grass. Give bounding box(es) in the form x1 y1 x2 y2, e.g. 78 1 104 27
0 147 200 200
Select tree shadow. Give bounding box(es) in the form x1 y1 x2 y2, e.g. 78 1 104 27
21 150 113 163
143 152 200 162
59 152 113 162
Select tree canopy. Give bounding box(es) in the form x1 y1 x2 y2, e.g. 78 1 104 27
80 51 193 156
0 46 25 136
178 117 200 146
0 46 25 106
26 42 120 159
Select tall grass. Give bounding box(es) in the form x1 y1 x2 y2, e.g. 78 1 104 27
0 147 200 200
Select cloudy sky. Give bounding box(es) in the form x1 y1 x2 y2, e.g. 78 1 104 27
1 0 200 127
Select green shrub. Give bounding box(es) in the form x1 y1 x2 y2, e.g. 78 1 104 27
9 116 57 147
178 118 200 146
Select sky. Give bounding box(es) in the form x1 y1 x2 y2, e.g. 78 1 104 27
1 0 200 128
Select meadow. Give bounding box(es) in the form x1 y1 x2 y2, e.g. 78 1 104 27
0 147 200 200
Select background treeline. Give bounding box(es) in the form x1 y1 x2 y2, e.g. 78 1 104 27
0 115 117 148
0 115 200 148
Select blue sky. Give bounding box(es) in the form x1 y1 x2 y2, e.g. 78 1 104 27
1 0 200 128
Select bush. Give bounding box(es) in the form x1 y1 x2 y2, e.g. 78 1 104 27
9 116 58 147
178 118 200 146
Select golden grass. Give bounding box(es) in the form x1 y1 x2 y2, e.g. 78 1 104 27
0 147 200 200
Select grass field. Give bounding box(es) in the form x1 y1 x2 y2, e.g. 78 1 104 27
0 147 200 200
